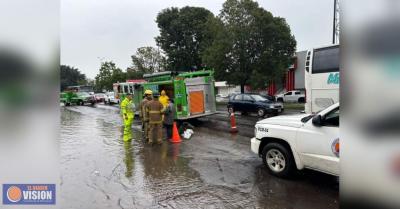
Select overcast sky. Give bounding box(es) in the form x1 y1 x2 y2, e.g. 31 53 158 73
61 0 334 79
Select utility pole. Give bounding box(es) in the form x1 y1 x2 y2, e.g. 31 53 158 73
332 0 340 44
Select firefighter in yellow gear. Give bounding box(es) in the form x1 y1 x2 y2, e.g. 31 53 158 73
121 93 135 141
159 90 169 108
145 93 164 145
159 90 169 122
139 90 153 142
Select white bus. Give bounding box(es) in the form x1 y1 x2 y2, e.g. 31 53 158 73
305 44 340 113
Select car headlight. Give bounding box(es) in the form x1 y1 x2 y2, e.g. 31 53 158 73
269 105 274 108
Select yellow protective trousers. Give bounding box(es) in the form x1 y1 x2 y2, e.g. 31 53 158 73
121 98 135 141
123 114 134 141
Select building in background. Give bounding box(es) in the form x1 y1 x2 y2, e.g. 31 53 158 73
268 50 307 96
217 50 306 96
214 81 240 96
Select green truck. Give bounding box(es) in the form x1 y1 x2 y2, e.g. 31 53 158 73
60 86 96 106
143 70 216 120
113 70 217 120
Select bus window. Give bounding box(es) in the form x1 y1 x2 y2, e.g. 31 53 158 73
124 85 129 93
312 46 339 74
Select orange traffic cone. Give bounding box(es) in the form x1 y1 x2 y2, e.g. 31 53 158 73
170 122 182 143
230 113 238 133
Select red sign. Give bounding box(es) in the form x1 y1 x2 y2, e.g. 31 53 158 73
126 79 146 83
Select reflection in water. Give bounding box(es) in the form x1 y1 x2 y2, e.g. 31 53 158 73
122 129 132 142
171 143 180 161
123 141 134 178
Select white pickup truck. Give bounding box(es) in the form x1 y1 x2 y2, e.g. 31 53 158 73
276 90 305 103
251 103 339 177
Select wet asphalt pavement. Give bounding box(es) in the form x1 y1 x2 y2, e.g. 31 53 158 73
60 104 338 209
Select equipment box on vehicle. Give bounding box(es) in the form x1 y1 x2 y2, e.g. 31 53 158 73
142 70 217 120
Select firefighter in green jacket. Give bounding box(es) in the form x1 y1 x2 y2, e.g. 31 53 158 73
121 93 135 141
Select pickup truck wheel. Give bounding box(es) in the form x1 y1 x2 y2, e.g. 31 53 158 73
257 108 266 117
262 143 295 177
298 97 305 103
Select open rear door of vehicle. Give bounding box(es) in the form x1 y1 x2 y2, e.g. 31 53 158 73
189 91 204 115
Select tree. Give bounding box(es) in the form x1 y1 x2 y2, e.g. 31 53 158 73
155 6 216 71
94 61 126 92
203 0 296 93
60 65 86 91
126 67 144 80
130 46 166 74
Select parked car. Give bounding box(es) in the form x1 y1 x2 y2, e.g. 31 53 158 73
251 103 339 178
276 90 305 103
95 93 106 103
228 92 239 100
216 94 229 103
227 93 283 117
259 93 276 102
71 92 96 106
105 92 120 104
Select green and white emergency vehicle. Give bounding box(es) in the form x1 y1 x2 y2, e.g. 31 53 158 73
144 70 217 120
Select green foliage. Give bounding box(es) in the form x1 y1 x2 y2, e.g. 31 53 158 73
131 46 166 74
60 65 86 91
155 6 216 71
203 0 296 92
126 68 144 80
94 61 126 92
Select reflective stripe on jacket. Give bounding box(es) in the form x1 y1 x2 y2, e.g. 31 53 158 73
121 98 135 117
146 100 164 124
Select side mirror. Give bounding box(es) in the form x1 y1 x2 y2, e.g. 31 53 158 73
312 115 323 126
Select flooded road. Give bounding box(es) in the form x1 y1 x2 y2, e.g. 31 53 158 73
60 104 338 209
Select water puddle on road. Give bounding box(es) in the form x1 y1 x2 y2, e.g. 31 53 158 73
60 106 252 208
60 105 338 209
